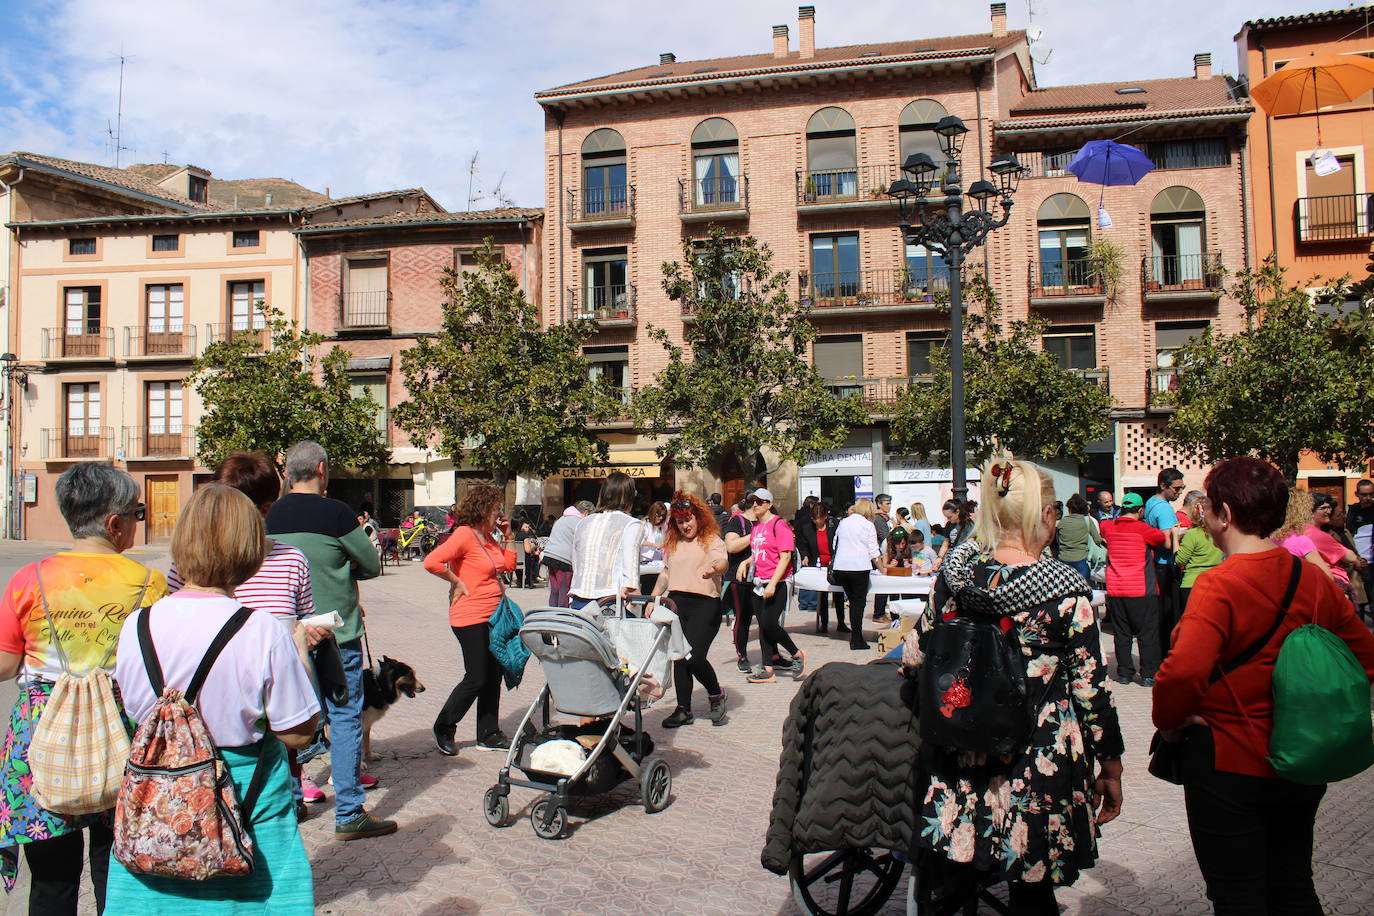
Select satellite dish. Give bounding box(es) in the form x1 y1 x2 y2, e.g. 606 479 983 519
1031 44 1054 65
1027 26 1044 43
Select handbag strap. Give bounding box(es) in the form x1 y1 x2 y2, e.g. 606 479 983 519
469 525 506 596
1209 554 1303 685
138 604 255 703
35 562 151 674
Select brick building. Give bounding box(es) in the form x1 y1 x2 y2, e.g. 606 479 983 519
296 206 543 523
535 3 1252 514
1237 7 1374 503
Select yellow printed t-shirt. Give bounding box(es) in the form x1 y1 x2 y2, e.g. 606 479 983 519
0 553 167 684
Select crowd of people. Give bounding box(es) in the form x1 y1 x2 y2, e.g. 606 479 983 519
1 443 1372 915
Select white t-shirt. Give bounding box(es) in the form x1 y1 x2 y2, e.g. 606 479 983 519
168 539 314 632
115 592 319 747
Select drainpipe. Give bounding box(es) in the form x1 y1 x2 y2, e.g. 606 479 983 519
1259 39 1278 262
0 166 24 539
552 106 567 326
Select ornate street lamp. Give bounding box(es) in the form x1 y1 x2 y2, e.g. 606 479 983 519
887 119 1024 502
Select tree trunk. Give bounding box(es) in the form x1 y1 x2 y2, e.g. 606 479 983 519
1276 452 1300 486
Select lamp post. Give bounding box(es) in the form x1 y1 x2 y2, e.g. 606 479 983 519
887 117 1024 503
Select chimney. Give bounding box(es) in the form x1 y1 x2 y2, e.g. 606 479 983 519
798 6 816 60
660 52 675 65
773 24 789 59
990 2 1007 37
1193 52 1213 80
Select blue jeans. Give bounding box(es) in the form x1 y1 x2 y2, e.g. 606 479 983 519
798 589 818 611
329 638 366 825
1067 559 1091 581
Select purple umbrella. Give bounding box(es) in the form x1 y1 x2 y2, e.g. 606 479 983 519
1066 140 1156 186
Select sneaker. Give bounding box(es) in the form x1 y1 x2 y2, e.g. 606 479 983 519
300 777 326 803
477 731 511 751
1141 677 1157 687
433 726 458 757
327 771 380 790
662 706 694 728
789 650 808 680
746 667 777 684
1113 675 1132 686
335 810 399 841
736 655 752 674
707 691 728 725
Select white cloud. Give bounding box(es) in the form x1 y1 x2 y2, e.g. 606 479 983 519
0 0 1317 208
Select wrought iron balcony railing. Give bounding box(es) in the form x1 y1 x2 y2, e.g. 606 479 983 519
206 323 270 347
122 427 195 460
567 185 635 225
564 285 637 325
1295 193 1374 242
799 268 948 311
1150 367 1180 408
796 165 901 207
41 427 114 460
1028 258 1103 299
1142 252 1224 295
41 327 114 359
679 174 749 216
824 376 934 410
125 324 197 358
340 290 390 328
1015 149 1079 179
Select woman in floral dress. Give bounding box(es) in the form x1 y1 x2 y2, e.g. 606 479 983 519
904 459 1125 914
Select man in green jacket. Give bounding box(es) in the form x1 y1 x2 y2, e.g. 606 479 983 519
266 441 392 840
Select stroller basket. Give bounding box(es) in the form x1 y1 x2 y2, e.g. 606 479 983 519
519 721 656 796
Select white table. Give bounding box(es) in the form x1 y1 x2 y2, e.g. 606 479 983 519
792 566 934 596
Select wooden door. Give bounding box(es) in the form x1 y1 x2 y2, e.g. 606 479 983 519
146 476 180 542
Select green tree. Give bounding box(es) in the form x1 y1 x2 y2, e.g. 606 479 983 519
1163 258 1374 482
632 228 868 485
890 269 1113 465
393 240 609 486
188 306 390 473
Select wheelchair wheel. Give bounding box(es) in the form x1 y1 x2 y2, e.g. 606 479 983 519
789 847 904 916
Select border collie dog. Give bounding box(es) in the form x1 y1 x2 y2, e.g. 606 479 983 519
362 655 426 761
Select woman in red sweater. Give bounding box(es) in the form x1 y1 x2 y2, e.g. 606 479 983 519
423 484 517 757
1153 457 1374 915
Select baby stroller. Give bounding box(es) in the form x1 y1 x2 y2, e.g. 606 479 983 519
482 595 676 839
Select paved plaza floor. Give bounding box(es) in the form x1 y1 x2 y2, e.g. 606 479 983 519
3 543 1373 914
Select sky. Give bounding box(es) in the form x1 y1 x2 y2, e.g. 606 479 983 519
0 0 1351 209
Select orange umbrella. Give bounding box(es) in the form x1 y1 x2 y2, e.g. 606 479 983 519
1251 52 1374 116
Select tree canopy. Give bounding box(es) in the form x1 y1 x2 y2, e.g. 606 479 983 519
188 306 390 473
392 240 610 485
890 269 1114 465
1162 258 1374 481
632 228 868 484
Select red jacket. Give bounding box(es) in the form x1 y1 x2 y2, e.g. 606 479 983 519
1153 548 1374 779
1100 516 1167 597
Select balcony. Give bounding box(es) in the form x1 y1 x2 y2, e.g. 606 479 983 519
41 327 114 360
825 376 933 416
1028 259 1105 305
567 185 635 230
1149 367 1180 411
41 427 113 461
125 324 197 359
206 323 270 347
122 427 195 460
678 175 749 221
796 165 900 212
1070 367 1110 389
564 285 637 327
340 290 390 329
799 268 947 315
1016 150 1078 179
1142 252 1224 302
1296 193 1374 243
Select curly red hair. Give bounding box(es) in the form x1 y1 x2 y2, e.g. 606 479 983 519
663 491 719 552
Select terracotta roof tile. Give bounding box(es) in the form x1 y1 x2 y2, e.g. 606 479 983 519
538 31 1024 96
999 76 1249 130
297 208 543 233
1240 6 1374 32
1 152 206 210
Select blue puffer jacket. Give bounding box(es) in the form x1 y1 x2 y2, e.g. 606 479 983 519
488 595 529 689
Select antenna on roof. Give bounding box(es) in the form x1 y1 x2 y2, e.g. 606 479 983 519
491 172 515 208
105 52 134 167
466 152 480 210
1025 0 1054 66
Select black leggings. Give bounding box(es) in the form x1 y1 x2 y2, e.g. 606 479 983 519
1184 769 1326 915
754 583 797 668
435 621 501 739
24 823 113 916
832 569 871 647
669 591 723 708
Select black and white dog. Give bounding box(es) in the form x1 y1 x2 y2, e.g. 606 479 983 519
362 655 426 761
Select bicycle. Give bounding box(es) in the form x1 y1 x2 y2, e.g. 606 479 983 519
397 517 439 560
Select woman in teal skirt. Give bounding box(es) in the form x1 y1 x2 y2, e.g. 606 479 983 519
108 484 322 914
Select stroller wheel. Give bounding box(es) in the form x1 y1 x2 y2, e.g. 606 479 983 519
530 797 569 839
483 786 510 828
640 757 672 813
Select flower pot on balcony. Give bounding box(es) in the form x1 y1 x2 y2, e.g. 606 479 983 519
596 307 614 320
616 309 629 319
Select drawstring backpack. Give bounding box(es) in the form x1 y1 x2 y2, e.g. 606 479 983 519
28 564 151 815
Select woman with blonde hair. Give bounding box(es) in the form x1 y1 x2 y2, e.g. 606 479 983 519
107 484 320 914
831 498 881 650
1274 487 1334 580
904 458 1124 912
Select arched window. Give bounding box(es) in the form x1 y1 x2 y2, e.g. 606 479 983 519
899 99 951 178
805 107 857 199
691 118 739 207
581 128 627 215
1149 187 1207 288
1036 193 1092 291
